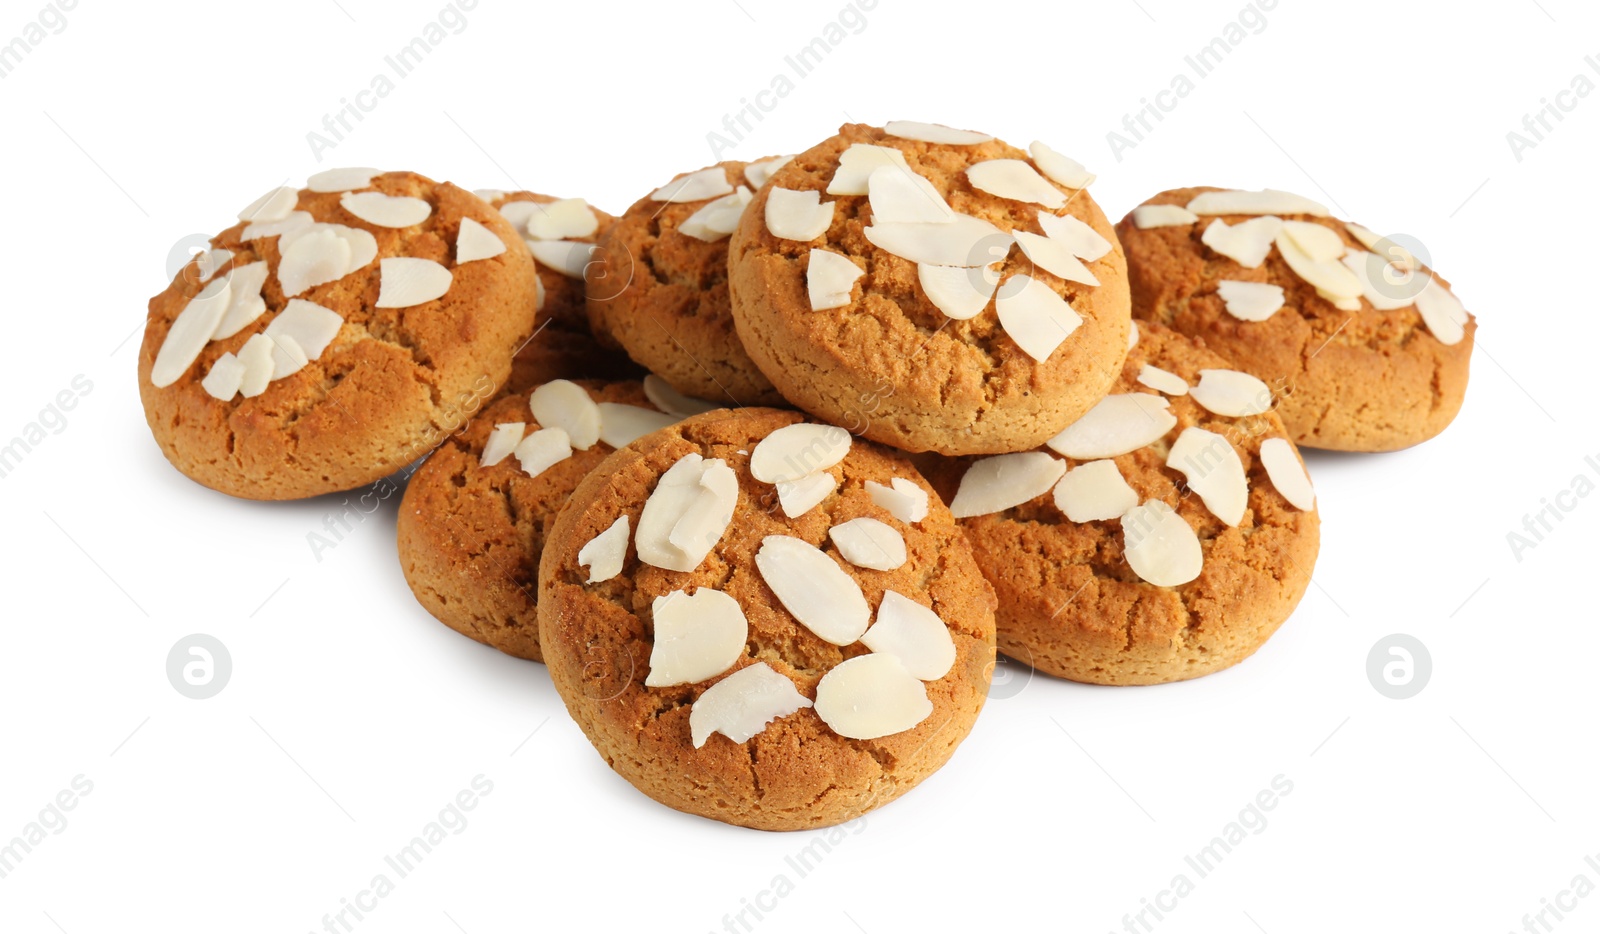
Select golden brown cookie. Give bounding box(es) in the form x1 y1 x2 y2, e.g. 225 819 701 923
139 170 538 500
397 379 669 662
585 161 789 408
1116 186 1475 452
538 407 996 830
923 323 1320 686
727 122 1131 455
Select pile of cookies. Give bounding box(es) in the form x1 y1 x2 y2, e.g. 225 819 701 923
138 120 1475 831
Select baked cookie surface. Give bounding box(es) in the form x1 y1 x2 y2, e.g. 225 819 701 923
139 170 538 500
1116 186 1475 452
538 407 996 831
924 323 1320 686
727 122 1131 455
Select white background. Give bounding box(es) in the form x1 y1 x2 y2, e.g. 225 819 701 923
1 0 1595 932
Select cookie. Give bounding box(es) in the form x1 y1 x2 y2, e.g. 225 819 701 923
923 322 1320 686
727 122 1131 455
538 407 997 830
584 160 792 408
397 378 673 662
1116 186 1475 452
139 169 538 500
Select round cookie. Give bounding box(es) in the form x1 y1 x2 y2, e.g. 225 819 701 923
139 170 538 500
538 407 997 831
1116 186 1475 452
585 161 790 408
397 378 671 662
924 322 1321 686
727 122 1131 456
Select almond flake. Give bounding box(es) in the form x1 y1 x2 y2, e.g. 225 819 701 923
862 591 956 680
1186 189 1329 217
577 515 629 583
1216 280 1286 321
150 276 232 388
514 426 572 479
1132 204 1198 229
829 517 907 571
480 422 525 468
681 186 753 242
1028 141 1096 189
866 477 928 524
864 214 1011 267
765 187 835 241
1321 290 1362 312
282 222 378 276
1338 249 1414 312
1257 438 1314 511
1166 427 1248 525
525 198 599 240
1128 320 1140 350
264 299 343 366
200 352 245 401
827 144 913 196
1046 393 1178 459
1189 368 1273 417
1275 229 1362 299
474 189 507 202
596 403 676 448
455 217 507 264
950 451 1065 518
236 333 275 398
806 249 864 310
814 654 932 740
917 263 1000 320
744 155 793 189
775 472 837 518
1280 220 1344 262
866 165 953 224
212 261 270 339
241 211 313 241
276 226 352 298
1137 364 1189 396
498 200 542 231
645 588 748 687
883 120 992 145
751 422 851 483
1413 276 1469 345
1037 211 1113 261
689 662 813 748
527 240 595 279
1121 500 1203 587
636 454 736 572
268 333 309 379
1013 230 1100 286
238 186 299 223
306 167 379 193
966 159 1066 208
1345 223 1382 252
995 274 1083 361
1200 216 1283 268
644 374 719 418
667 460 738 564
650 167 734 203
340 191 431 228
195 248 235 283
529 379 602 450
755 535 871 645
1054 459 1138 523
375 257 452 307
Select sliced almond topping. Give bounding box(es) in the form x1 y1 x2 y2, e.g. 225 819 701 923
866 477 929 524
268 333 309 380
1128 320 1140 350
264 298 343 364
282 222 378 276
883 120 992 145
212 261 270 340
814 654 932 740
918 263 999 320
1045 393 1177 459
596 403 677 449
643 374 719 418
645 588 749 687
513 427 572 479
1345 223 1382 252
1121 500 1203 587
751 422 851 483
1166 427 1248 526
497 199 542 232
150 276 232 388
1280 220 1344 262
995 274 1083 362
340 191 431 228
277 226 351 298
1028 141 1096 189
1013 230 1100 286
1275 229 1362 299
376 257 452 307
1131 204 1198 229
1216 279 1286 321
525 198 598 240
754 535 871 645
1137 364 1189 396
689 662 812 748
238 186 298 223
775 472 837 518
765 188 834 241
1413 275 1469 345
474 189 507 202
577 515 629 583
195 248 235 284
1200 216 1282 268
236 333 276 398
861 591 956 680
241 211 313 241
1339 249 1412 312
306 167 379 193
1037 211 1113 261
1260 437 1315 511
650 167 734 203
1054 459 1139 523
1186 189 1329 217
827 144 913 196
744 155 793 190
829 517 907 571
535 277 546 312
1321 289 1362 312
966 159 1066 208
529 379 602 450
480 422 525 468
681 186 753 242
527 240 596 279
1189 368 1273 417
636 454 735 572
666 460 738 565
864 214 1011 267
455 217 507 265
866 165 953 224
950 451 1065 518
200 352 245 402
806 249 864 310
